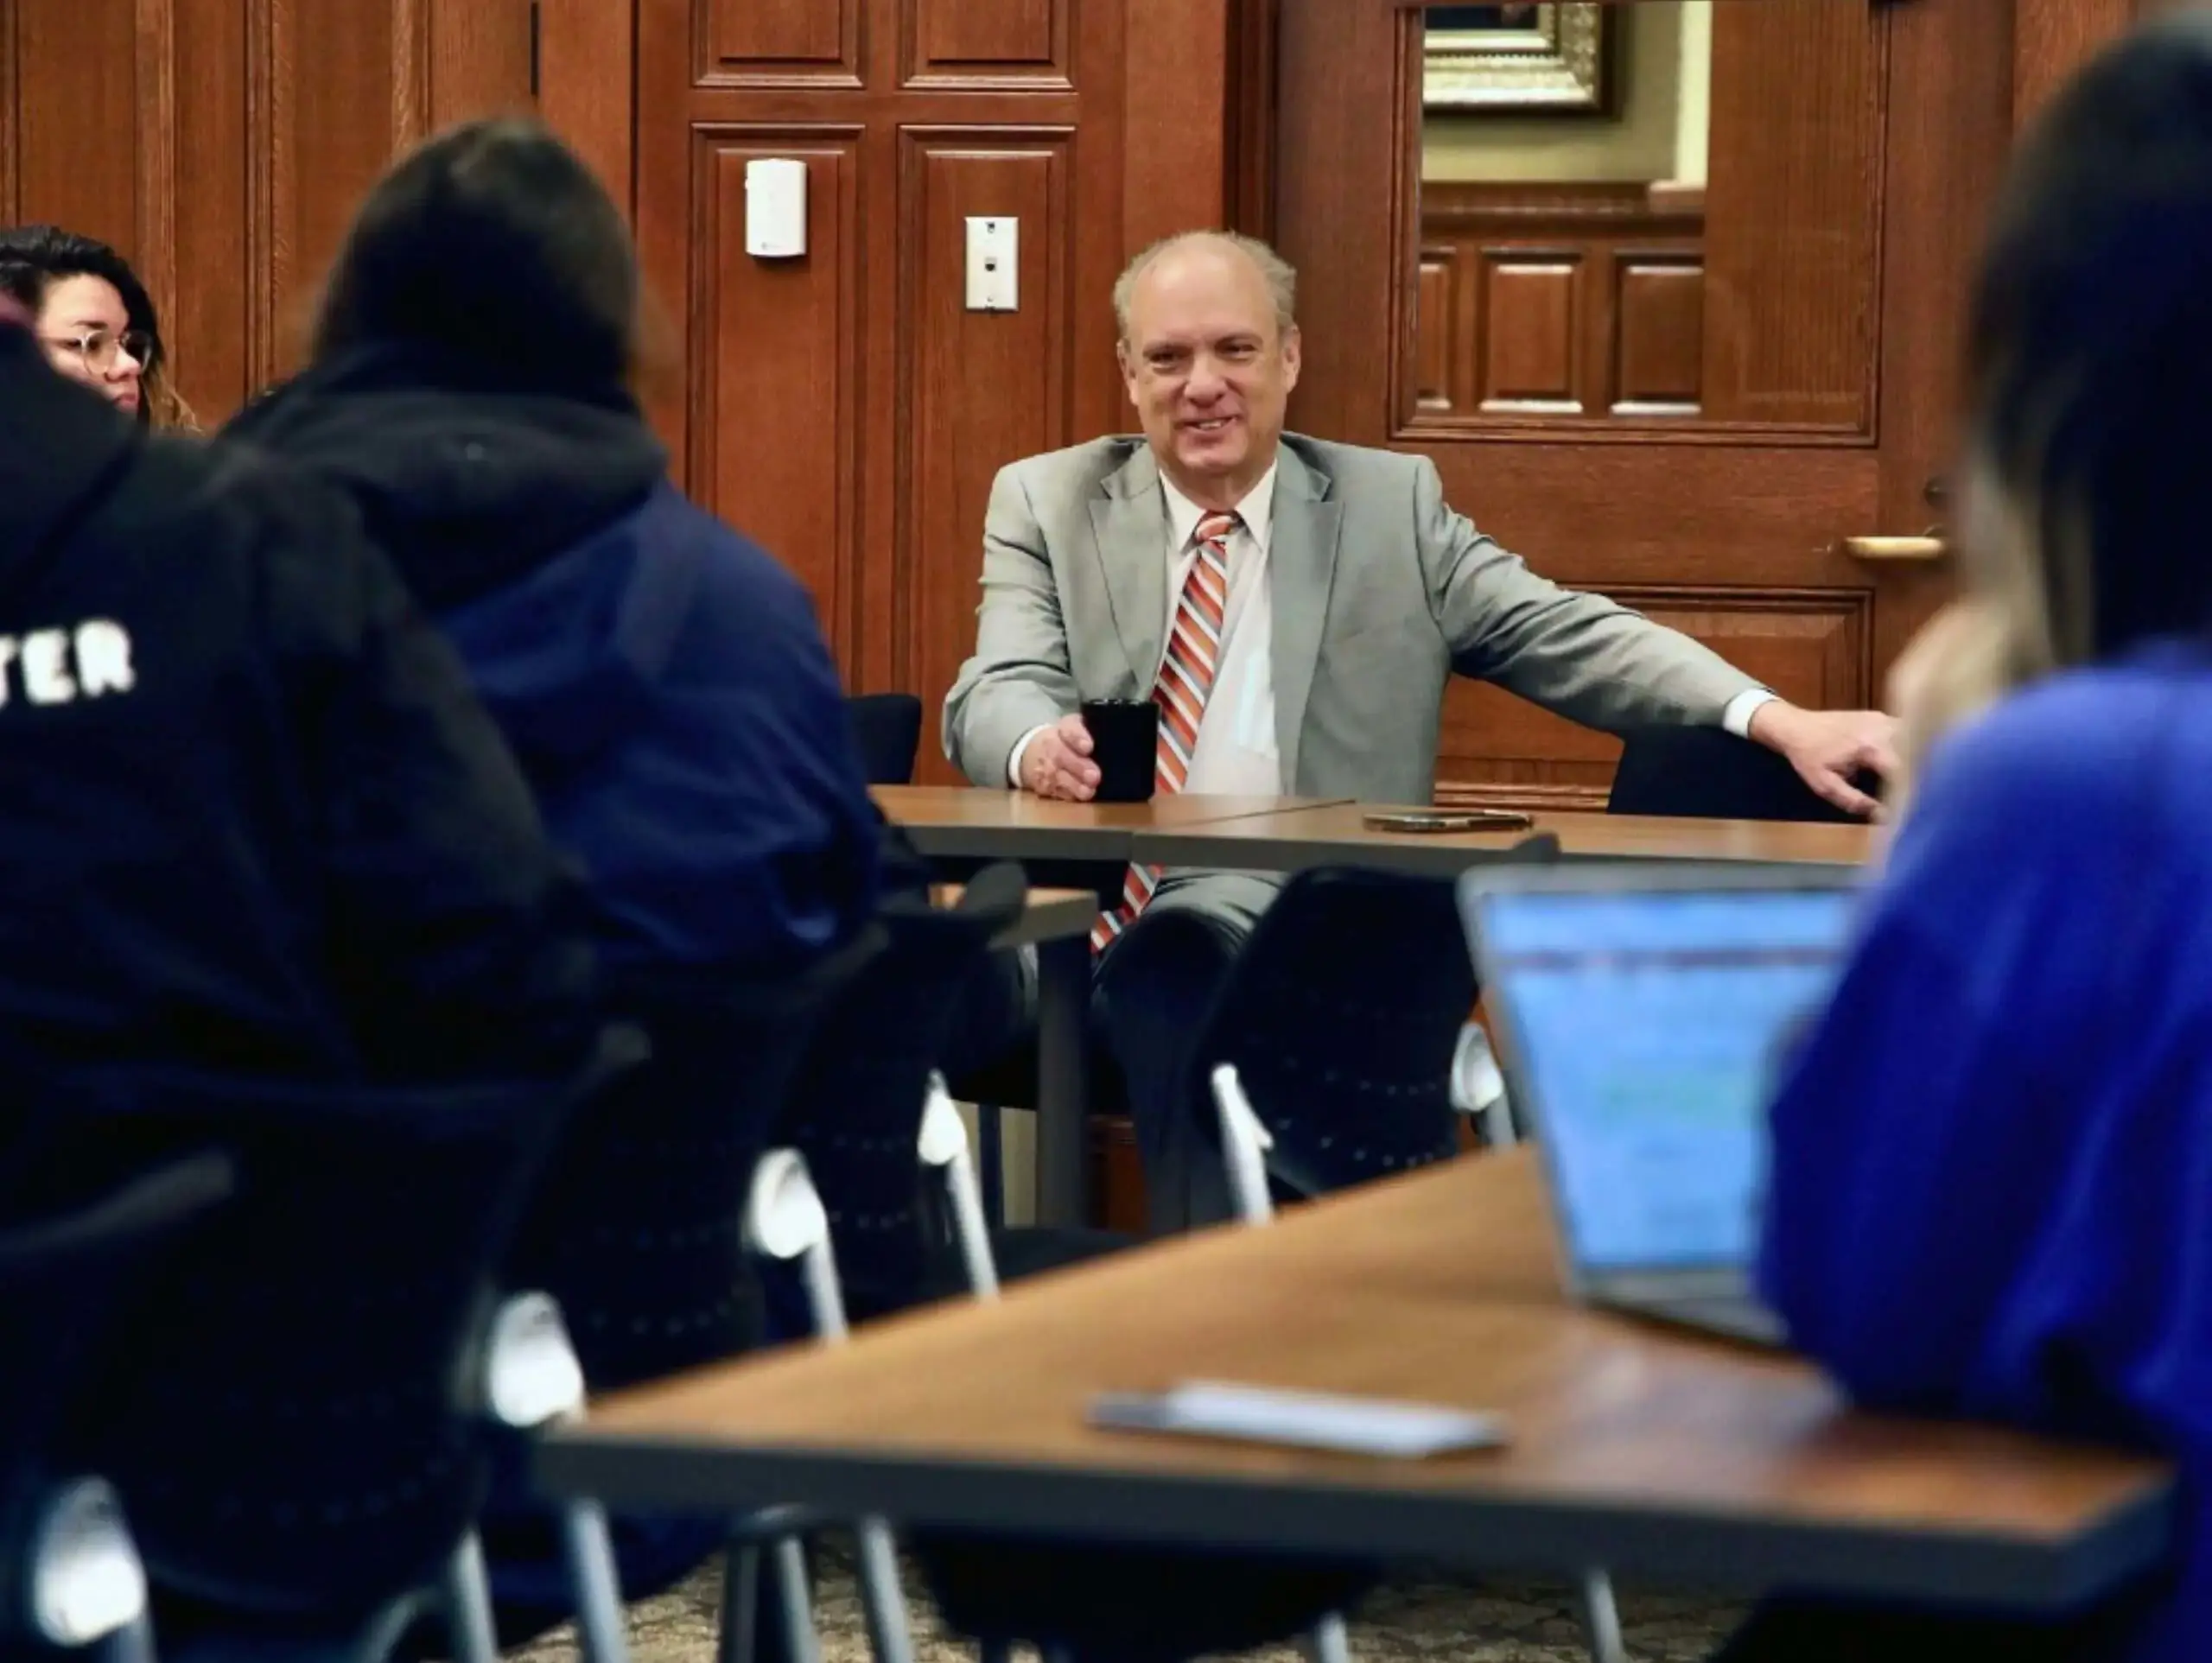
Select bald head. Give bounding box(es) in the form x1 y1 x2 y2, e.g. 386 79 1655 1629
1113 232 1297 346
1113 232 1303 513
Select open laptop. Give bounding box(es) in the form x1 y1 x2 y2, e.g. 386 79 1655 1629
1458 862 1861 1349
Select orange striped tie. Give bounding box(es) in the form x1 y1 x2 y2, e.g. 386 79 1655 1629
1091 510 1238 953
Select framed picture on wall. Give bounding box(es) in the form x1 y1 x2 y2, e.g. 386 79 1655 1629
1422 4 1617 114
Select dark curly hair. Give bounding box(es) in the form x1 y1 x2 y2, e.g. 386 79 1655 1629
0 224 193 428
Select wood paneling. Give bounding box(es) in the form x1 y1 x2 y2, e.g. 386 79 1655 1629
901 135 1071 714
1479 257 1580 414
10 0 144 255
1123 0 1231 253
1414 182 1707 426
429 0 535 130
1615 259 1703 416
906 0 1068 88
698 131 861 636
1701 0 1880 429
171 0 250 412
540 0 639 219
701 0 860 86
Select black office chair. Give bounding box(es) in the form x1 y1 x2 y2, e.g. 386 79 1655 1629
12 1040 632 1663
475 943 875 1651
774 866 1126 1325
508 945 876 1393
846 694 924 787
1608 724 1872 822
1189 865 1487 1199
0 1152 236 1663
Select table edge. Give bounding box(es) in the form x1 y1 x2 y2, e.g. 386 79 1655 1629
536 1433 2176 1609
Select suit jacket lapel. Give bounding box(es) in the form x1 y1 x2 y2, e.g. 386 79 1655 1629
1269 446 1342 784
1087 447 1167 695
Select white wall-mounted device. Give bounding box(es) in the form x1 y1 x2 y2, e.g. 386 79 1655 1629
745 158 808 258
965 216 1018 312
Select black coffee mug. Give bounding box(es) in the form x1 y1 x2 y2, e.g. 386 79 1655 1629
1081 699 1160 803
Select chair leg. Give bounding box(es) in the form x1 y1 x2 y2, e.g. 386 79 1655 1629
440 1531 500 1663
977 1104 1007 1227
1576 1569 1627 1663
1307 1610 1352 1663
772 1537 823 1663
718 1544 760 1663
99 1612 156 1663
562 1500 632 1663
854 1519 915 1663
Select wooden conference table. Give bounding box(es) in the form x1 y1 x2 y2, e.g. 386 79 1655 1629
890 787 1873 1226
875 785 1878 874
540 1149 2172 1607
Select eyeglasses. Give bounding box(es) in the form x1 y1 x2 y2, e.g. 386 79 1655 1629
41 328 154 373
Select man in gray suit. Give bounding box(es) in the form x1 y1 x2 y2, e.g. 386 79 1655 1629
944 231 1895 1227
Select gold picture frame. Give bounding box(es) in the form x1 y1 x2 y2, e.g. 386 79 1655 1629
1421 5 1616 114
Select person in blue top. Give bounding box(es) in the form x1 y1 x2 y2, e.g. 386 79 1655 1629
222 117 885 1646
1718 13 2212 1662
226 117 881 980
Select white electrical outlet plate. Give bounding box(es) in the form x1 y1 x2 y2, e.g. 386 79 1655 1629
965 216 1018 312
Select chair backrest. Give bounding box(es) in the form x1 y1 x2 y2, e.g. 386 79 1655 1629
4 1038 631 1622
505 939 875 1393
846 694 925 787
774 871 1022 1324
1186 866 1476 1199
1607 724 1869 822
0 1153 235 1648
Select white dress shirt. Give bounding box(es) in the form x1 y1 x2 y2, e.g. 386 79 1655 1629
1007 465 1285 792
1007 448 1773 784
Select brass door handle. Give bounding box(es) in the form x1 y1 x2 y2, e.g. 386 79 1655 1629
1840 534 1948 562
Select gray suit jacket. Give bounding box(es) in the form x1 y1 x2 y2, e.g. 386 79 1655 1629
944 433 1759 803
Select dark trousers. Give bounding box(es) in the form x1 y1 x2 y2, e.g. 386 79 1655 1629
1092 903 1249 1235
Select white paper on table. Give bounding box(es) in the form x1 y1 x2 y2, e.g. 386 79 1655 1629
1089 1380 1510 1459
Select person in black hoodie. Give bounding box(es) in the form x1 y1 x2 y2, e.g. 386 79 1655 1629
0 291 593 1083
225 117 883 981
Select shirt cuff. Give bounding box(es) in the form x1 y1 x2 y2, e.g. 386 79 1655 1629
1007 723 1052 788
1722 689 1778 740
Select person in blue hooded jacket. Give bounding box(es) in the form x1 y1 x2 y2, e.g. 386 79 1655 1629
1715 14 2212 1662
226 117 881 981
221 117 887 1644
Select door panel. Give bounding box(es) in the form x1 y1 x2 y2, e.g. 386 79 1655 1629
1276 0 2015 808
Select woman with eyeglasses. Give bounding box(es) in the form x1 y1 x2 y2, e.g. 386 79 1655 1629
0 225 193 428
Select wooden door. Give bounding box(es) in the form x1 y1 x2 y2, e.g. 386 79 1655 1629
1273 0 2018 812
626 0 1244 771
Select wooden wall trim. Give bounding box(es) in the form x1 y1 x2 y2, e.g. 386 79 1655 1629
1225 0 1278 238
1421 179 1706 231
133 0 180 334
1122 0 1232 250
540 0 639 217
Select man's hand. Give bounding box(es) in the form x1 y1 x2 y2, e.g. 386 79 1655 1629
1746 701 1901 819
1020 714 1102 801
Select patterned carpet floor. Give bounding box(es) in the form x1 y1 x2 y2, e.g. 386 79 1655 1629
514 1547 1748 1662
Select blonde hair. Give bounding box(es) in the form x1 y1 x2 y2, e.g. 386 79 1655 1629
1885 452 2058 819
143 361 200 431
1112 232 1297 344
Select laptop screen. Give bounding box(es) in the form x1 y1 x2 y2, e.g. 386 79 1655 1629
1478 885 1856 1275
